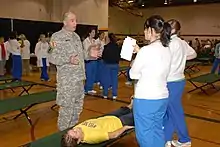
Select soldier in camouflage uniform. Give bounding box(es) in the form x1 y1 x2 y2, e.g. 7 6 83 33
48 12 100 131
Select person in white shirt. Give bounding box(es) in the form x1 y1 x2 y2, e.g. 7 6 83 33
129 15 172 147
35 34 50 81
83 29 98 94
19 34 31 76
0 36 7 76
7 32 22 81
164 19 197 147
95 32 105 88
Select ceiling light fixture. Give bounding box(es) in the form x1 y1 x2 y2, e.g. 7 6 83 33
128 0 134 3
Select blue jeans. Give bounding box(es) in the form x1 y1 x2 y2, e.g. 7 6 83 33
41 58 49 81
102 63 119 97
84 60 97 92
133 98 168 147
164 80 191 143
12 55 22 80
211 58 220 74
105 106 134 126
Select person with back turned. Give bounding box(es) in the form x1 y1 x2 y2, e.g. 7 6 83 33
48 11 101 131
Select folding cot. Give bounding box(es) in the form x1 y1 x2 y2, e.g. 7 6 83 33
0 91 56 126
24 121 134 147
184 61 201 77
0 76 14 83
118 66 129 78
188 73 220 95
0 81 38 96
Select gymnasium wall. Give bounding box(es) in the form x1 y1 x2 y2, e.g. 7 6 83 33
109 3 220 37
0 0 108 29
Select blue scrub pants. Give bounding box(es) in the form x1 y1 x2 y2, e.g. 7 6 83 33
164 80 191 143
12 55 22 80
95 59 103 84
102 63 119 97
211 58 220 74
84 60 97 92
41 58 49 81
133 98 168 147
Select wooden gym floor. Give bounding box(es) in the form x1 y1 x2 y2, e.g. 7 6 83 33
0 63 220 147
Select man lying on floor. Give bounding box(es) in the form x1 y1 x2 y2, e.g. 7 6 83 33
61 99 134 147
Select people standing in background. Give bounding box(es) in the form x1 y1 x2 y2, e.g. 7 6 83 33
0 37 7 76
19 34 31 76
102 33 121 99
193 38 200 52
95 32 106 89
35 34 50 81
7 31 22 81
211 41 220 74
129 15 172 147
48 11 100 131
164 19 197 147
83 29 98 94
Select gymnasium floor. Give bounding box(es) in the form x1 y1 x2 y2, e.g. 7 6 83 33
0 63 220 147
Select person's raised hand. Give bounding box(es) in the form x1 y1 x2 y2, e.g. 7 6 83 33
133 44 140 53
70 54 79 65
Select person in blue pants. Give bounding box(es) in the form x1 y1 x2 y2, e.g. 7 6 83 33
102 33 121 99
164 19 197 147
7 32 22 81
130 15 172 147
95 32 106 88
211 42 220 74
83 28 97 94
35 34 50 81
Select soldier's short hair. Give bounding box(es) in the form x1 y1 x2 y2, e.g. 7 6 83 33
63 11 75 21
61 133 77 147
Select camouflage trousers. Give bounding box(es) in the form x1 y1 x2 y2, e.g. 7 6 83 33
56 80 85 131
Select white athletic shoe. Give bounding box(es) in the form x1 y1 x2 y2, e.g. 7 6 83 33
103 96 107 99
165 141 172 147
87 90 97 94
172 140 191 147
113 96 117 100
125 81 132 86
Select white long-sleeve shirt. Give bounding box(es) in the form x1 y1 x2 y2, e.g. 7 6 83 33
167 35 197 82
130 41 171 100
7 39 21 56
35 41 49 59
83 37 96 61
21 40 31 59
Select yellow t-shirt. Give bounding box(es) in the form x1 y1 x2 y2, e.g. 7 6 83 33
74 116 123 144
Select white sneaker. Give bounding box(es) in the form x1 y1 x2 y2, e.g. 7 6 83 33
113 96 117 100
172 140 191 147
87 90 97 94
125 81 132 86
165 141 172 147
103 96 107 99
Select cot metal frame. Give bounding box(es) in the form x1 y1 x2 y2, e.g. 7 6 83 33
0 81 37 96
2 104 36 126
188 77 220 95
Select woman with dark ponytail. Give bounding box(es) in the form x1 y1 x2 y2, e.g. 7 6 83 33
129 15 171 147
164 19 196 147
